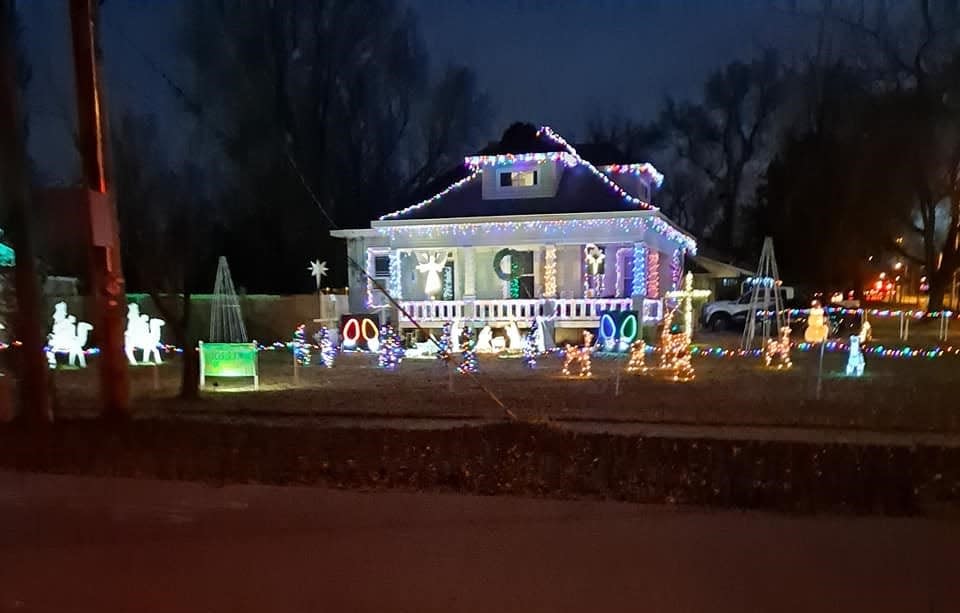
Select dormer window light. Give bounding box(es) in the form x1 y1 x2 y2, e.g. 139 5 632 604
499 170 538 187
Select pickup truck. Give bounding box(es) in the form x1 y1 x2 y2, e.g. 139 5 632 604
700 287 796 332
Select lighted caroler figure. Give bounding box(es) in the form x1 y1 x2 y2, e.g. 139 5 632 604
804 300 829 343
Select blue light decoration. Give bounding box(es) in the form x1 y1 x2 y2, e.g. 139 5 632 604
522 319 541 368
457 329 479 374
845 335 865 377
377 324 405 370
596 310 639 352
314 326 336 368
292 324 311 366
436 321 453 362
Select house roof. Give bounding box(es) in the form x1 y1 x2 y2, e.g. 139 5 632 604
380 164 645 221
381 125 663 222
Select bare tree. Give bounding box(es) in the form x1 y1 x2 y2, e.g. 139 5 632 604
112 114 210 397
176 1 491 290
658 50 785 250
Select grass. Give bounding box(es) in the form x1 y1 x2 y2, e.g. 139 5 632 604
29 335 960 433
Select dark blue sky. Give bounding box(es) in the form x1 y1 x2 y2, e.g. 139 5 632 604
19 0 814 183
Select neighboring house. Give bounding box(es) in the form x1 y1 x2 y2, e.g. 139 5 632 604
331 125 697 338
688 253 754 302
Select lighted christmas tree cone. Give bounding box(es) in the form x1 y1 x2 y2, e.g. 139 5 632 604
457 328 479 375
377 324 405 370
435 321 453 362
626 339 648 375
292 324 312 367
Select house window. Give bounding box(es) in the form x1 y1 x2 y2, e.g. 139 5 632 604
373 255 390 278
499 170 538 187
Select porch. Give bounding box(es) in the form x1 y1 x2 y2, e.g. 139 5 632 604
393 297 663 329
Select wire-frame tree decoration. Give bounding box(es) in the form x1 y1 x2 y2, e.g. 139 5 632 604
209 256 248 342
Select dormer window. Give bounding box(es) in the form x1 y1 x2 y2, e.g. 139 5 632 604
499 170 538 187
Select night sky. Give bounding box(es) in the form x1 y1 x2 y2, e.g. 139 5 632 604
18 0 814 183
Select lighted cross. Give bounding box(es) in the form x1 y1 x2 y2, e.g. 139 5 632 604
665 271 711 337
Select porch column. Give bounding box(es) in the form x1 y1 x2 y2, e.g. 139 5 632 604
543 244 557 298
388 250 402 299
631 242 649 316
463 247 476 299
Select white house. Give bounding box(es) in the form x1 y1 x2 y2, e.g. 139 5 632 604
331 125 697 337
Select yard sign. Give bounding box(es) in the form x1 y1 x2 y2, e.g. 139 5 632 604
199 341 259 390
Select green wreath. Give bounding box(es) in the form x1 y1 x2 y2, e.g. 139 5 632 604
493 248 521 282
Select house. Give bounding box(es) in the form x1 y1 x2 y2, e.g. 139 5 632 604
331 124 697 340
688 252 754 302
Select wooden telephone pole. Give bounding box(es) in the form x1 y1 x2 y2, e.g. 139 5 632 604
0 0 52 424
69 0 129 417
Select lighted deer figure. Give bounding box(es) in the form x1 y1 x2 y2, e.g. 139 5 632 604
764 326 793 370
562 331 594 377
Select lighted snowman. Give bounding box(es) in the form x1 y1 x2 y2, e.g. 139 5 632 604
804 301 829 343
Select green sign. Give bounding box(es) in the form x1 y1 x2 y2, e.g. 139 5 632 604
199 342 259 389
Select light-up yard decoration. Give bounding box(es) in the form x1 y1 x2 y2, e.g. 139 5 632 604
764 326 793 370
475 326 495 353
457 328 478 374
626 340 648 375
597 310 638 352
562 330 594 377
124 303 165 365
308 259 328 289
659 308 694 382
415 251 446 299
47 301 93 368
493 248 523 299
377 324 405 370
341 314 380 352
521 318 546 368
314 326 336 368
199 342 259 390
583 243 606 297
292 324 311 367
845 335 865 377
504 321 524 352
665 272 711 341
804 301 829 343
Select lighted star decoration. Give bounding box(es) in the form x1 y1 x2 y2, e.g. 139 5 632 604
308 259 328 289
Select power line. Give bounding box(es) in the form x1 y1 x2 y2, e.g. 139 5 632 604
104 16 514 418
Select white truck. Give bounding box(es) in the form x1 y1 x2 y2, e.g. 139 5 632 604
699 283 795 332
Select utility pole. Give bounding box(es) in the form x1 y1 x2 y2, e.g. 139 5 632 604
69 0 130 417
0 0 52 424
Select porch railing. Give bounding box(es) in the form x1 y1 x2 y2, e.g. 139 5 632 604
397 297 658 326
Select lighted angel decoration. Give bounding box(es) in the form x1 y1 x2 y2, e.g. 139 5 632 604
416 251 446 299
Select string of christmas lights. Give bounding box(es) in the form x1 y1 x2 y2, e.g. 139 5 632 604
632 242 648 297
646 250 660 298
562 330 594 377
373 215 697 254
457 328 479 374
764 326 793 369
544 245 557 297
379 170 481 220
602 163 665 188
522 319 541 368
292 324 311 366
626 339 648 374
537 126 656 210
314 326 336 368
377 324 405 370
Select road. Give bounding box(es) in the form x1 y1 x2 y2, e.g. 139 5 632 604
0 471 957 613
